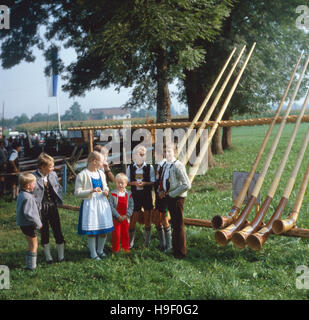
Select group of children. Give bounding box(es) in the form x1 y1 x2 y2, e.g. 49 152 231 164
17 144 191 270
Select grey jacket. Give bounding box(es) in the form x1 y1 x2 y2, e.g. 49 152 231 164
16 191 42 229
109 189 134 219
33 170 63 210
167 160 191 198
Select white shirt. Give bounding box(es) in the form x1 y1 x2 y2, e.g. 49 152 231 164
163 157 177 191
9 149 18 162
38 169 48 183
126 162 155 191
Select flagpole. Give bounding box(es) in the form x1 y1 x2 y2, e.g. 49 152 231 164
56 96 61 133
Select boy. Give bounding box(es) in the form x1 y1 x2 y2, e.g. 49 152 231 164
33 153 65 263
109 173 134 253
7 140 21 201
126 145 155 248
16 173 42 270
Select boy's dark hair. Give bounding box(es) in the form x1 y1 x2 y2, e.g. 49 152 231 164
12 141 21 149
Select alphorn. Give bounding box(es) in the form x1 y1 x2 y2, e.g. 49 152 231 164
182 46 245 165
215 53 309 246
272 159 309 235
232 89 309 249
247 120 309 250
178 47 237 158
211 52 303 229
188 42 256 184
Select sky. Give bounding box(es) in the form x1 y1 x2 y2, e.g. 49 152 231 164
0 45 183 120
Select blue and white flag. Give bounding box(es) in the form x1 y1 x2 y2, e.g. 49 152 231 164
46 48 59 97
47 74 58 97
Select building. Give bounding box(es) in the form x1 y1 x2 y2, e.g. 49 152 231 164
89 107 131 120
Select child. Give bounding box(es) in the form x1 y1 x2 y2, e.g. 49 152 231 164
75 151 114 260
159 144 191 259
16 173 42 270
109 173 134 253
33 153 65 263
126 145 155 248
94 144 114 183
154 153 172 252
7 140 21 201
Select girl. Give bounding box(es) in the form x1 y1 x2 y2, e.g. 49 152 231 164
109 173 134 253
75 151 114 260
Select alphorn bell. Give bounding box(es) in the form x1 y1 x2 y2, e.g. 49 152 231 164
188 42 256 184
178 47 237 158
211 52 304 229
272 159 309 235
247 118 309 250
182 46 246 165
215 53 309 246
232 89 309 249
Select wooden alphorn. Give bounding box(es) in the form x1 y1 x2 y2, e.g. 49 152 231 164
214 53 309 246
211 52 303 229
232 89 309 249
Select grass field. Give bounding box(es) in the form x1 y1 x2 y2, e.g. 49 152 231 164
1 123 309 300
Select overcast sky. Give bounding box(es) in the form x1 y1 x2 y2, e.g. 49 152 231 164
0 44 184 120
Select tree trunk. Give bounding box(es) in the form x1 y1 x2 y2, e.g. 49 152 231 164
222 111 233 150
211 126 223 155
184 69 216 167
155 46 171 123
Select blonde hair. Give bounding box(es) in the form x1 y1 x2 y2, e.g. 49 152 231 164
87 151 103 165
19 173 36 189
94 144 109 156
115 173 128 183
38 153 54 168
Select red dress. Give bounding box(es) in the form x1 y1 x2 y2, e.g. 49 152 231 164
111 193 130 252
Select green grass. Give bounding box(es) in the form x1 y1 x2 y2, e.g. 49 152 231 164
1 123 309 300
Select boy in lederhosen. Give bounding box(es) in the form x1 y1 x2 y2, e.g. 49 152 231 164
33 153 65 263
126 145 155 248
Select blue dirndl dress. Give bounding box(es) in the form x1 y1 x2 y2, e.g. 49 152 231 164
78 177 114 235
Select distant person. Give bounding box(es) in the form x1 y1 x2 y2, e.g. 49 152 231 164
75 151 114 260
16 173 42 270
0 139 8 196
109 173 134 253
94 144 114 183
7 140 21 201
33 153 65 263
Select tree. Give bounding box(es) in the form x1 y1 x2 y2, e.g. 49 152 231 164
61 102 87 121
0 0 234 123
181 1 309 154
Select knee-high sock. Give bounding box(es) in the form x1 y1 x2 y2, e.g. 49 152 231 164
164 226 172 252
156 225 165 250
56 243 65 261
43 243 53 262
26 252 37 270
97 236 107 255
87 237 97 258
144 226 152 247
129 229 136 249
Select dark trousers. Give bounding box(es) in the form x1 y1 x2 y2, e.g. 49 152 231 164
40 205 65 246
167 196 186 258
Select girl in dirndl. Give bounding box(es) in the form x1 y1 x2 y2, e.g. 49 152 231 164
75 151 114 260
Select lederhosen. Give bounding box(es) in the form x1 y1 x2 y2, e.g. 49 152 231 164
40 178 65 246
155 160 169 214
129 163 153 211
7 150 19 185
